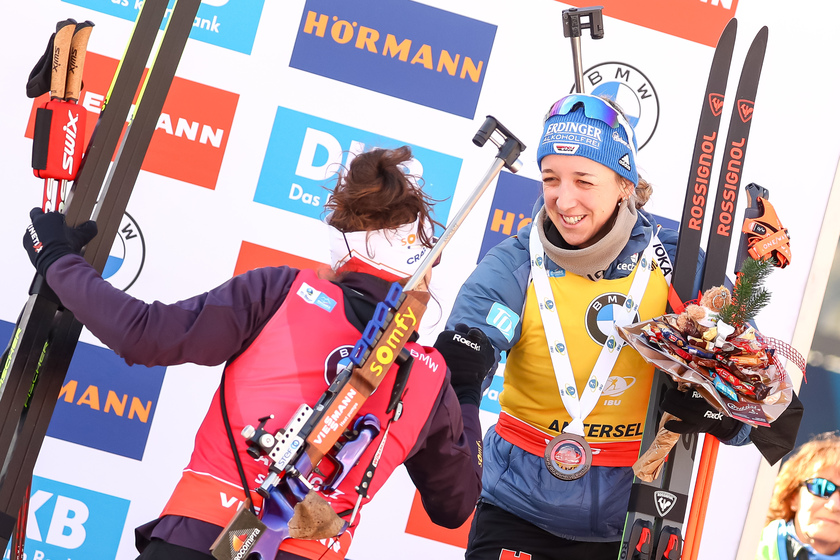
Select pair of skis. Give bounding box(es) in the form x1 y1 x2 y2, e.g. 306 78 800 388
619 18 769 560
0 0 200 556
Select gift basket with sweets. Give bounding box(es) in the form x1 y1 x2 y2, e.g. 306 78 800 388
616 256 805 480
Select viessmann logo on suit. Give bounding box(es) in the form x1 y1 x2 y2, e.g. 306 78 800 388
290 0 496 118
25 51 239 190
254 106 461 227
61 0 265 54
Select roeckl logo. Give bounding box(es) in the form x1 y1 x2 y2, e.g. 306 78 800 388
453 334 480 351
62 110 80 173
704 410 724 420
26 51 238 190
654 490 678 517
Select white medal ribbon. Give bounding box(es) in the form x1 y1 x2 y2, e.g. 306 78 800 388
529 228 657 437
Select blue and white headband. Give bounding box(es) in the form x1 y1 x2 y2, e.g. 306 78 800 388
536 93 638 186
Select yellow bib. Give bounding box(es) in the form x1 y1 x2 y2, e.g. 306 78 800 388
500 264 668 444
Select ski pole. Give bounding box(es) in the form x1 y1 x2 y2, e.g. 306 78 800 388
403 116 525 292
561 6 604 94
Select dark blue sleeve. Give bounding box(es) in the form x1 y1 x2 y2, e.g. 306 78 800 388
46 253 298 367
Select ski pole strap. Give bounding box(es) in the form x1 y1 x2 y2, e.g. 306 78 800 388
741 196 791 268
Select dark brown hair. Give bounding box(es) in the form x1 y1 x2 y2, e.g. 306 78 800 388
325 146 441 249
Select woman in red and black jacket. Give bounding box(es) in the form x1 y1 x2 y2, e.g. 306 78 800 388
22 145 494 560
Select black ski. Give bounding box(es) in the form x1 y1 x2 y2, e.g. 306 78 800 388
619 19 772 560
0 0 200 552
669 17 737 307
701 27 768 291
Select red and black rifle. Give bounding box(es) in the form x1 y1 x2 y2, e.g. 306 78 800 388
0 1 200 556
210 119 526 560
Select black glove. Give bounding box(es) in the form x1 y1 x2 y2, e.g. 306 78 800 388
660 387 742 441
750 390 804 465
23 208 98 277
434 324 495 407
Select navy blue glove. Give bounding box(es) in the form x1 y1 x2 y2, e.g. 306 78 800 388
24 208 97 277
434 324 495 407
660 387 741 441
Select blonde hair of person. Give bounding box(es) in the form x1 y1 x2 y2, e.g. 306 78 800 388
766 431 840 524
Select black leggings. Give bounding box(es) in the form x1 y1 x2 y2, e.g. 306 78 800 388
465 501 621 560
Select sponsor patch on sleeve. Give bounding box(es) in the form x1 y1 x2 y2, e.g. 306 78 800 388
486 302 520 342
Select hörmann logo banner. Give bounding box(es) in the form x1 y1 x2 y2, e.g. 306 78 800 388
254 106 460 228
290 0 496 118
46 337 165 460
15 476 129 560
560 0 737 47
25 51 239 190
478 171 541 262
61 0 265 54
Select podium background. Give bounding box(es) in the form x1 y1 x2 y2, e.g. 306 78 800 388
1 1 839 559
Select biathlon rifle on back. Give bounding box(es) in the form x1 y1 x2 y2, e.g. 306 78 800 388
210 118 526 560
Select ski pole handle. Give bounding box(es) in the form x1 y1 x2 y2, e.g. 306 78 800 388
403 116 525 292
562 6 604 93
49 19 76 100
734 183 769 273
64 21 95 103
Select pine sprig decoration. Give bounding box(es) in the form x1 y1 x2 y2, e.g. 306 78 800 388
717 256 776 328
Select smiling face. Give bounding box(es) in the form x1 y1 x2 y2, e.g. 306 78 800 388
540 154 632 248
791 464 840 554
